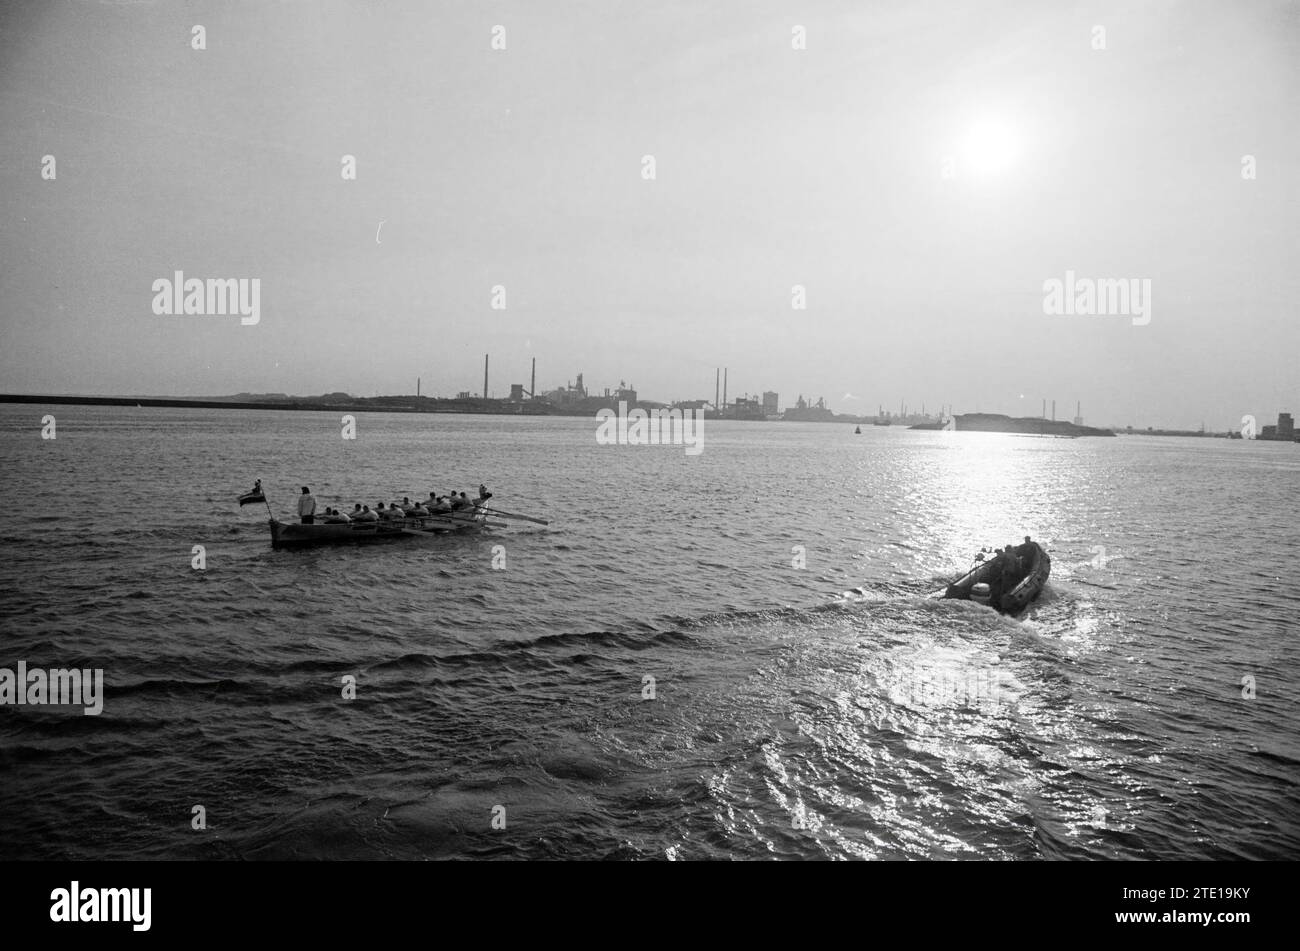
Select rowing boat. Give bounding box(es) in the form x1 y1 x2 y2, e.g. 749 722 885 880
269 507 490 550
942 541 1051 615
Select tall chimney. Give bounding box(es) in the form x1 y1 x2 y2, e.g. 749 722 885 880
417 377 420 398
531 358 536 399
483 354 489 399
715 368 720 412
723 368 728 409
1042 398 1046 419
1052 400 1056 421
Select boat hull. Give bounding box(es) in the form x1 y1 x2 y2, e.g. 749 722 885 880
942 542 1051 615
269 510 487 550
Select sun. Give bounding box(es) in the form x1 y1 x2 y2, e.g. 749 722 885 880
959 115 1022 177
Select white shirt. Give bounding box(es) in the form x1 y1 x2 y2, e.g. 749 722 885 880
297 494 316 516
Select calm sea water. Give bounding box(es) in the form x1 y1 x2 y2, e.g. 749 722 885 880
0 404 1297 860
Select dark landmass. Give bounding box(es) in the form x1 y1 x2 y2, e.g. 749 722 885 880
0 392 955 425
909 413 1116 437
1116 427 1233 438
7 395 1287 439
0 393 565 415
1113 426 1296 441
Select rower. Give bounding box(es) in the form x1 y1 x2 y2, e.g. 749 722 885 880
298 486 316 524
411 502 430 516
355 505 378 522
401 497 415 514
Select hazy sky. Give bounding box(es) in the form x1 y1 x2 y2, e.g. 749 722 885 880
1 0 1297 428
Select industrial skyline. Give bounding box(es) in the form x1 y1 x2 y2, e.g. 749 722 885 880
8 346 1293 435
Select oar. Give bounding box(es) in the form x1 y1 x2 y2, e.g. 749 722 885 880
480 506 549 526
931 553 989 599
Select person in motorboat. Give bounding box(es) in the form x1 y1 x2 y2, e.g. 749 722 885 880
986 547 1013 605
1015 536 1035 560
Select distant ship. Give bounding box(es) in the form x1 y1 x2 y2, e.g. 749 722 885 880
873 406 891 426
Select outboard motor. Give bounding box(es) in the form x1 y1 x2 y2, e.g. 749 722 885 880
970 582 992 606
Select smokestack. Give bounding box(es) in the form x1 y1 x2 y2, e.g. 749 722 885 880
1042 398 1046 419
417 377 420 398
531 358 536 399
483 354 489 399
715 368 720 412
723 368 728 409
1052 400 1056 421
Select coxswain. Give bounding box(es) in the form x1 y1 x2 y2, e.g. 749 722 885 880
478 483 493 501
298 486 316 524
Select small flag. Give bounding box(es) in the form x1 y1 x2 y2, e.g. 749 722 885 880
238 480 265 507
